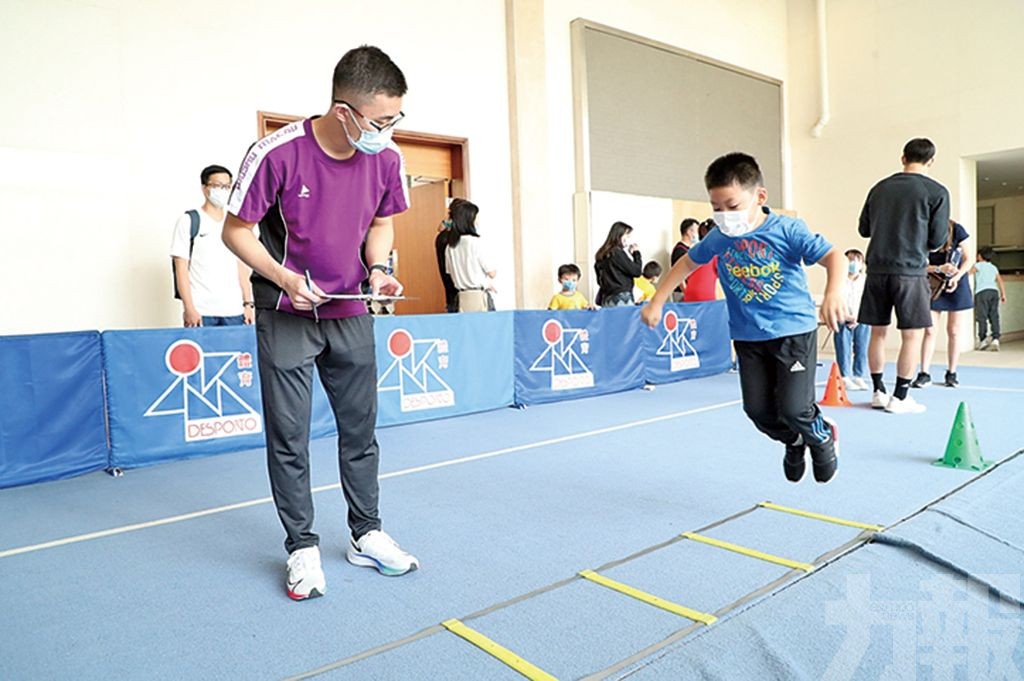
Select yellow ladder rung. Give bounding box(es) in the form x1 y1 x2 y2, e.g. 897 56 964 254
578 570 717 625
758 501 884 532
682 532 815 573
441 619 558 681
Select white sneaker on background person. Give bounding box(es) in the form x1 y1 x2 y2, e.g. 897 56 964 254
989 339 1001 352
286 546 326 601
871 391 890 409
977 336 991 350
347 530 420 576
844 376 867 391
853 377 870 391
885 394 927 414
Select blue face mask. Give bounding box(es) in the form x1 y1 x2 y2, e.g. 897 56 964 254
342 109 395 155
849 261 863 275
562 279 577 292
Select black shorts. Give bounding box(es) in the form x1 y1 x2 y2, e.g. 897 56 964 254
858 273 932 329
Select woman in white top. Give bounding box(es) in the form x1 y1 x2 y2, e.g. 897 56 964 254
444 200 496 311
833 248 870 390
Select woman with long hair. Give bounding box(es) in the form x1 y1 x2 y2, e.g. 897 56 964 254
911 219 974 388
444 200 497 311
594 221 642 307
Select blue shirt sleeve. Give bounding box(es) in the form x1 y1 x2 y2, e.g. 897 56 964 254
787 219 832 265
686 229 723 266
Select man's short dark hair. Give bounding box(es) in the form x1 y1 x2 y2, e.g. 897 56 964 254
200 165 232 185
333 46 407 100
557 263 581 279
903 138 936 165
979 246 995 261
679 218 699 236
704 152 764 191
643 261 662 279
844 248 864 259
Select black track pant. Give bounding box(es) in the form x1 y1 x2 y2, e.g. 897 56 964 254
256 310 382 554
733 330 831 447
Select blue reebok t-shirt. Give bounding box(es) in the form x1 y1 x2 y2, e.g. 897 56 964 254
687 207 832 342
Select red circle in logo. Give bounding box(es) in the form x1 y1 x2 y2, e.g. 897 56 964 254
388 329 413 358
166 340 202 376
664 310 678 332
542 320 563 344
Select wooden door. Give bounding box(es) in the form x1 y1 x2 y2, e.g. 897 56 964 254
392 181 448 314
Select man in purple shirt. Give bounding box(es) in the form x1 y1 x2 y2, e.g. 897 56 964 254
223 46 418 601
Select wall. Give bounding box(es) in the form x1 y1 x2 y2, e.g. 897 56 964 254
512 0 789 309
0 0 514 334
787 0 1024 355
978 195 1024 246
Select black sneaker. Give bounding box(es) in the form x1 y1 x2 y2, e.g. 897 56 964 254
809 418 839 484
944 371 958 387
910 372 931 389
783 436 806 483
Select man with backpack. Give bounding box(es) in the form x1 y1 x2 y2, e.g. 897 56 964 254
170 164 253 326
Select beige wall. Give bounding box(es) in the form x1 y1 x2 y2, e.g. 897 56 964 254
788 0 1024 356
514 0 789 309
0 0 514 334
978 195 1024 245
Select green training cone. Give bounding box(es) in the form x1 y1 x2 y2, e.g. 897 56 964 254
933 402 992 472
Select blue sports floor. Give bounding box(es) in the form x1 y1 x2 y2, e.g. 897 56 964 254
1 363 1022 680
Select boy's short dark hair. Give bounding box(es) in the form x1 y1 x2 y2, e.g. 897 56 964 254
902 138 936 164
978 246 995 261
642 261 662 279
557 263 581 279
704 152 764 191
844 248 864 259
333 46 407 99
200 164 232 185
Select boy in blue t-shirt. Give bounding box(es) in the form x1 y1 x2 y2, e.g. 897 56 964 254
642 153 847 483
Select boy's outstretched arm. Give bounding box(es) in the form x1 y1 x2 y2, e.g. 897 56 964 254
817 247 847 332
641 254 699 328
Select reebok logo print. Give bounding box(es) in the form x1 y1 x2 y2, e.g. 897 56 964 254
298 184 311 199
790 361 806 373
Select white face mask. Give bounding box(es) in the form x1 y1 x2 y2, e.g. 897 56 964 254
713 198 761 237
208 187 230 208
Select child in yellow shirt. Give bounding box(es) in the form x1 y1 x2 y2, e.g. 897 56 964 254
634 261 662 303
548 264 590 310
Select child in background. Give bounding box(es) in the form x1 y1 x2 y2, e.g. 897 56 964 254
834 249 870 391
642 152 846 484
548 263 590 310
634 261 662 303
683 218 719 303
972 247 1007 351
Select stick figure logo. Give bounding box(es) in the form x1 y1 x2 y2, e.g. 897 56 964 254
529 319 595 390
377 329 455 412
656 310 701 372
144 340 262 442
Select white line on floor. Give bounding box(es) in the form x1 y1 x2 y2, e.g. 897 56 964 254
0 398 744 559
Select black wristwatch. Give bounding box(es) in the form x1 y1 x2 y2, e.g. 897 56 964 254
369 264 389 275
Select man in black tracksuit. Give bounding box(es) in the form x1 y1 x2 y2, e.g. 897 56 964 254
857 138 949 414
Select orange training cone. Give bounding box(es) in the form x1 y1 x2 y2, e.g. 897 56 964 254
819 362 853 407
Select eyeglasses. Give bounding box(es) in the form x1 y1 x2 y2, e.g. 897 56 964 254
206 183 232 191
334 100 405 132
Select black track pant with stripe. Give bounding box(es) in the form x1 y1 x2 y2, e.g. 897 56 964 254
256 310 382 555
733 330 831 447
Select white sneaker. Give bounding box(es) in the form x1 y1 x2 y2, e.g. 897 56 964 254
844 376 867 391
885 394 927 414
989 339 1001 352
286 546 326 600
348 530 420 576
871 390 890 409
854 377 870 391
977 337 991 351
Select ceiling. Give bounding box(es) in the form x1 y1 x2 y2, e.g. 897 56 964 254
975 147 1024 200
